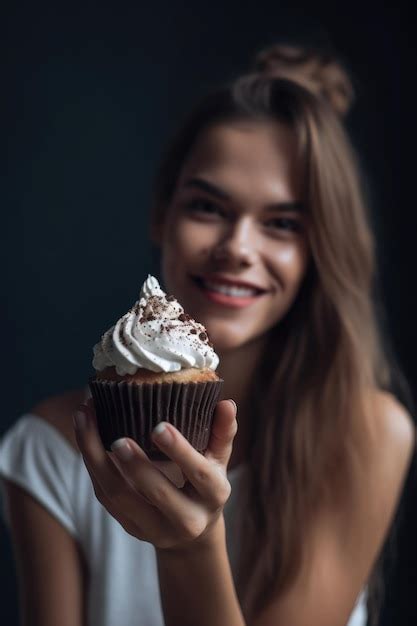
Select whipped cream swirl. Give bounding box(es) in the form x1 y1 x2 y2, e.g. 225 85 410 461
92 275 219 375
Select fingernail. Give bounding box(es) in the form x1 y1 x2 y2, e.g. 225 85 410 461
111 438 134 461
227 399 237 414
152 422 172 445
73 410 88 430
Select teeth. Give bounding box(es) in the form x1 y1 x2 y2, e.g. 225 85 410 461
204 280 257 297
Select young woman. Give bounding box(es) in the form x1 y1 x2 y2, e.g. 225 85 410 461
1 45 415 626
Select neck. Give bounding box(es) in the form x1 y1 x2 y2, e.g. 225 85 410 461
217 336 266 469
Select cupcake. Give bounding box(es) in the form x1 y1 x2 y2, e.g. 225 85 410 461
89 275 223 459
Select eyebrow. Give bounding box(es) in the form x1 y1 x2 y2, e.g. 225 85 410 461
182 177 304 212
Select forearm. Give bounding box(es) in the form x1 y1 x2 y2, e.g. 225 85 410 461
156 515 246 626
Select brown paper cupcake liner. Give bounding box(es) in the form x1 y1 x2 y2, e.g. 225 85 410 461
89 378 223 460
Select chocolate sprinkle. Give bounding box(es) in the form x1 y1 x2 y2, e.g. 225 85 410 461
199 332 207 341
119 328 128 347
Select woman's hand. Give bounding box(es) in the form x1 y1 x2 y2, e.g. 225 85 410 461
73 400 238 551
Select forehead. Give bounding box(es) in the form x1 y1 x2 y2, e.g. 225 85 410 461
176 121 302 203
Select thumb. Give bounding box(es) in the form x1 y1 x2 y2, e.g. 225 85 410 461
205 399 238 468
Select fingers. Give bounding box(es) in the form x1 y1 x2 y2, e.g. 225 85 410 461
75 399 237 527
73 404 126 490
74 405 207 538
73 405 160 528
151 419 233 509
205 399 238 467
110 437 209 537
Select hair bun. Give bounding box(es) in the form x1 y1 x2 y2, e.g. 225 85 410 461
254 44 354 117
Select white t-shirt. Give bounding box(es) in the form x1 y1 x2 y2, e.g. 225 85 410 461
0 415 367 626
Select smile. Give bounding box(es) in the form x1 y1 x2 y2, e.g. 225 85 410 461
204 279 258 297
191 276 267 309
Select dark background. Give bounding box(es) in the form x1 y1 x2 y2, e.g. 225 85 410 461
2 2 416 624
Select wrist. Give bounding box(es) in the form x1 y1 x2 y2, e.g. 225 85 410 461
156 513 226 562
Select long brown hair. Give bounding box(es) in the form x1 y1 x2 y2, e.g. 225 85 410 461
150 44 405 623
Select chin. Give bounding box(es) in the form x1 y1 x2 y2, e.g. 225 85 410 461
200 321 253 354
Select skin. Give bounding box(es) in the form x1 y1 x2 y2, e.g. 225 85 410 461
157 121 309 465
159 121 309 354
4 121 416 626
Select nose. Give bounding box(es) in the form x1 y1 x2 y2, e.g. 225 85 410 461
211 218 258 268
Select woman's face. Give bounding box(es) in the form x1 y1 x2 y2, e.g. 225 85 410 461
157 120 309 353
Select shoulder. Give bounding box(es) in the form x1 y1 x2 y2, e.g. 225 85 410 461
343 390 416 536
321 390 415 550
367 390 415 476
31 388 87 452
255 394 414 625
6 390 88 622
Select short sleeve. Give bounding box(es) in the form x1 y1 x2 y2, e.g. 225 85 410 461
0 415 81 537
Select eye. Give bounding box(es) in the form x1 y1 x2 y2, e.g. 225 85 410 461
184 198 225 218
264 216 302 233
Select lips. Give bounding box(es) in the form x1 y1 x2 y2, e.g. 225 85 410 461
195 274 267 292
191 274 268 309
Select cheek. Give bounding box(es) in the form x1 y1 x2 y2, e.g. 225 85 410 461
272 241 309 287
163 218 220 265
